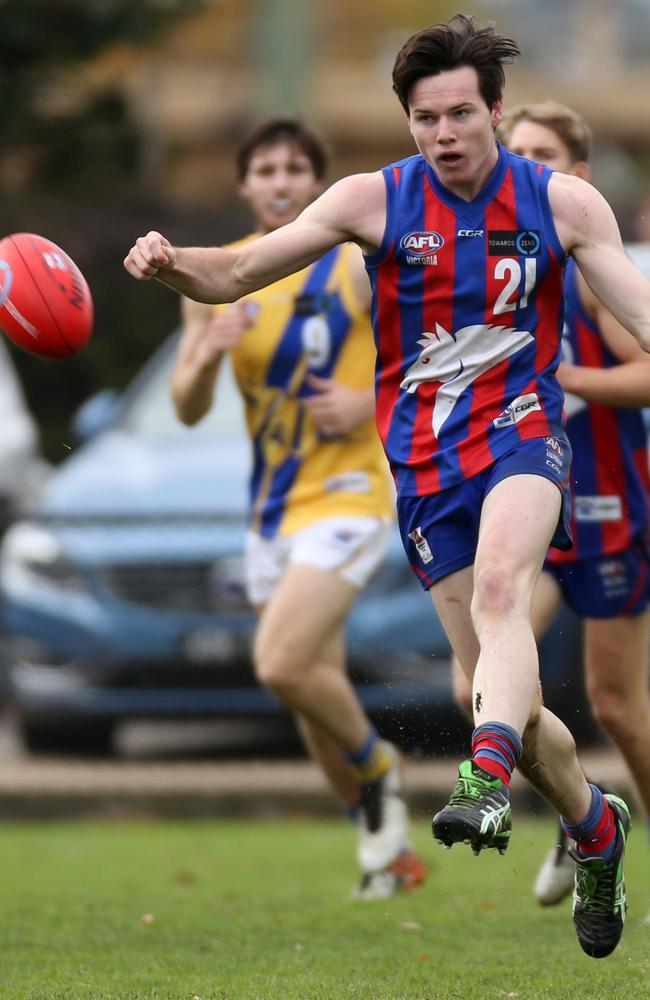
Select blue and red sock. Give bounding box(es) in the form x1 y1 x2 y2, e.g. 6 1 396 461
561 784 618 861
471 721 523 787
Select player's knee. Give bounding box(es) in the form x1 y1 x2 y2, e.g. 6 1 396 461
253 638 304 701
471 564 519 622
254 656 302 701
587 684 628 737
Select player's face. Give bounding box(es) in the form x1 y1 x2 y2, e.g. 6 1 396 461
507 120 581 175
239 142 323 233
407 65 502 199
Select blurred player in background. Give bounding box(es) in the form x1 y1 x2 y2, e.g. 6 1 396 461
171 118 425 900
498 101 650 906
0 339 48 533
0 338 48 690
125 15 650 957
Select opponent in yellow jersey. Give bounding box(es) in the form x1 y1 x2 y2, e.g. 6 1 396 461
171 118 425 900
224 234 393 537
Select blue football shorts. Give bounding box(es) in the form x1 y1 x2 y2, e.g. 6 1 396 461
397 434 573 590
543 536 650 618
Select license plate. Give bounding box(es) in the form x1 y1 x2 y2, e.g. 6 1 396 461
183 628 239 664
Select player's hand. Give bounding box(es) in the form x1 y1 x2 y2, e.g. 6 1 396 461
124 231 177 280
196 301 257 365
303 374 374 435
556 361 583 396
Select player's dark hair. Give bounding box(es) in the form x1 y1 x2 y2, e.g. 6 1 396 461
392 13 521 114
236 118 328 180
499 101 592 164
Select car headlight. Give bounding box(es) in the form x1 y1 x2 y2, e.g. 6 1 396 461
0 522 90 594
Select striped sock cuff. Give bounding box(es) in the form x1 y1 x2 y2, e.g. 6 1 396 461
471 722 523 785
561 784 617 859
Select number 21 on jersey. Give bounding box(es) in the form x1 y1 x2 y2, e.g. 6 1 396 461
493 258 537 315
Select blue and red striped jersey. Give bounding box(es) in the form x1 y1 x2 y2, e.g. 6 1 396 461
547 258 650 563
364 144 567 496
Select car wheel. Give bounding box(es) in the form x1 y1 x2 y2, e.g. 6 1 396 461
19 716 115 757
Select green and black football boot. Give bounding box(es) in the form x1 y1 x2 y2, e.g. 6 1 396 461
570 794 631 959
432 759 511 856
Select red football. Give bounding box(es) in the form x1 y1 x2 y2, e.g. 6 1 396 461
0 232 93 358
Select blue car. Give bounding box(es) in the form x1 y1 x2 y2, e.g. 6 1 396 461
0 333 456 755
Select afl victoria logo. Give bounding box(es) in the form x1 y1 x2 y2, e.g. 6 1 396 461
400 231 445 254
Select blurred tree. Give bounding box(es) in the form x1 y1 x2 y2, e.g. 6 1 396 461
0 0 209 461
0 0 207 190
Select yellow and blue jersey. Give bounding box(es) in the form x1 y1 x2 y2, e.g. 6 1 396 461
222 234 393 537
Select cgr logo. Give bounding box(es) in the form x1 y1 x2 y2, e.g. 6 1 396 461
400 231 445 254
457 229 484 237
493 392 540 428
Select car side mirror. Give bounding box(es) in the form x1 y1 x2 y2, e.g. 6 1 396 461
71 389 123 443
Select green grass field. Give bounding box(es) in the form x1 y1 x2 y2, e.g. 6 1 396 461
0 815 648 1000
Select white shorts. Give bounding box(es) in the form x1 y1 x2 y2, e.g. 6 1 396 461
245 516 392 606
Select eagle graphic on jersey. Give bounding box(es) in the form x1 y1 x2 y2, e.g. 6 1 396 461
400 322 534 435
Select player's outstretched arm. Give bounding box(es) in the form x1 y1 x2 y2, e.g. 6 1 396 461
123 173 385 305
550 173 650 352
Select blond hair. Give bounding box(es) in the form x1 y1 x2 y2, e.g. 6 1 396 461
498 101 592 164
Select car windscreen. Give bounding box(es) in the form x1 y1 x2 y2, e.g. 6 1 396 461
119 339 246 443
